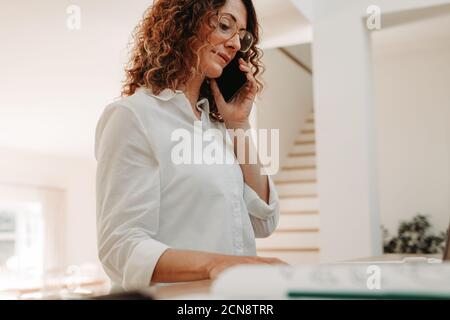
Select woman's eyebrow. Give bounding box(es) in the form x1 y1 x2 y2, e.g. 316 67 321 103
223 12 247 30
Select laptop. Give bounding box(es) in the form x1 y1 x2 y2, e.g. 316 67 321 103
444 223 450 261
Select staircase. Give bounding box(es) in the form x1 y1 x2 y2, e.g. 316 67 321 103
256 111 320 265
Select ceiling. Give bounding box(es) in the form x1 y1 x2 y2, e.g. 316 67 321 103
372 4 450 55
0 0 310 159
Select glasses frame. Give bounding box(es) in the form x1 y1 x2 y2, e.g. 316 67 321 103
210 12 254 53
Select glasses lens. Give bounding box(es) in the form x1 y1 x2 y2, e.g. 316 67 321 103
239 31 254 53
217 16 235 37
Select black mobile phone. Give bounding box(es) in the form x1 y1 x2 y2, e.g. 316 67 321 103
215 54 248 103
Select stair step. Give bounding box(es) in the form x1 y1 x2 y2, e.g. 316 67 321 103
280 197 319 211
276 182 317 196
300 129 315 135
257 251 320 265
281 165 316 171
279 194 317 200
288 152 316 158
291 144 316 154
285 156 316 167
275 228 320 233
295 133 315 142
274 179 317 185
281 210 318 215
303 122 315 131
256 231 319 248
276 169 316 181
294 140 315 146
278 214 320 229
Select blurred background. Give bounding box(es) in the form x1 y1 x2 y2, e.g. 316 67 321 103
0 0 449 298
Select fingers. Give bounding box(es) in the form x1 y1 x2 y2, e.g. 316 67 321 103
210 257 290 279
261 257 290 265
239 59 252 73
239 59 253 82
239 59 258 95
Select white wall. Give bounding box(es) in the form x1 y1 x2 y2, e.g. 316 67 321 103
256 48 314 169
285 43 313 71
0 0 150 157
0 147 99 270
373 43 450 236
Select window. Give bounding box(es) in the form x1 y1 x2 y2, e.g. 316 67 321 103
0 184 65 293
0 202 44 276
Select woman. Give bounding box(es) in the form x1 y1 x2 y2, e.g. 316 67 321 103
95 0 284 292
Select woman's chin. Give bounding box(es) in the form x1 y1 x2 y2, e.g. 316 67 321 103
206 65 224 79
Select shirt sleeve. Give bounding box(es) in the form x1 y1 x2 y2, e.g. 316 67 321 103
95 104 169 291
243 175 280 238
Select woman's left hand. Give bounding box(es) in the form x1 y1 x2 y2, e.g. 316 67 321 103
210 58 258 129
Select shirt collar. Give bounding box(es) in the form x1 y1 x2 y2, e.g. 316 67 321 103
196 98 210 114
139 87 183 102
139 86 210 115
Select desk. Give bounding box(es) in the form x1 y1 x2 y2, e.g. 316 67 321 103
148 254 443 299
7 254 439 299
150 280 213 300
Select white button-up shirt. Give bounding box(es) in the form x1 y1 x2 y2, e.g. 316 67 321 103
95 87 280 291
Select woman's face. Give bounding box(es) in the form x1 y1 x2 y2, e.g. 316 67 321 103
198 0 248 79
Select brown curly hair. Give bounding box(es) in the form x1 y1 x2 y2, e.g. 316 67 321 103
121 0 264 119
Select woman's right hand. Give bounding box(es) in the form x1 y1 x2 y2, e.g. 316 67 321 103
207 255 289 280
151 249 289 284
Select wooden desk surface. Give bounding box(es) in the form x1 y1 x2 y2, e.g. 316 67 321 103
149 280 213 300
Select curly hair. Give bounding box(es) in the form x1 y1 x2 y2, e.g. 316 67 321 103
121 0 264 120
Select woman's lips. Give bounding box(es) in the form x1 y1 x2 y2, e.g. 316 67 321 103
217 54 227 64
218 53 230 63
213 51 230 64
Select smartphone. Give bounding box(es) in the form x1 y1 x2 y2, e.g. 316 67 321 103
215 54 248 103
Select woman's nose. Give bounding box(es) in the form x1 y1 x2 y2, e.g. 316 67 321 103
225 33 241 52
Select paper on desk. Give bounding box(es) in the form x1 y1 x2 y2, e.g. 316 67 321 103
211 263 450 299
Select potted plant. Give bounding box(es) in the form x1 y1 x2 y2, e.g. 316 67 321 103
383 214 447 254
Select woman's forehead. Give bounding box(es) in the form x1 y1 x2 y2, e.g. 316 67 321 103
219 0 248 29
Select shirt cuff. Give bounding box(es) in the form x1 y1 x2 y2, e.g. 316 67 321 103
122 239 170 291
243 176 279 220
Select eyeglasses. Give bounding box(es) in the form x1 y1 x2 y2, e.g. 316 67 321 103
209 13 254 53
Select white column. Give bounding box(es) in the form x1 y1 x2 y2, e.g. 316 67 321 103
310 1 382 262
